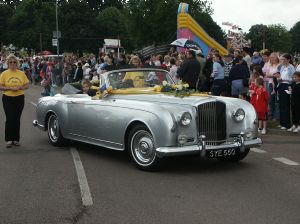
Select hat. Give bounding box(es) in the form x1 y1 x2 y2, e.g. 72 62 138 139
84 63 90 67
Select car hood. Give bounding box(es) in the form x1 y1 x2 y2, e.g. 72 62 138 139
110 93 216 107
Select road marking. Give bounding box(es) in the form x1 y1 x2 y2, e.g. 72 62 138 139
250 148 267 153
273 157 299 166
31 102 37 107
70 147 93 206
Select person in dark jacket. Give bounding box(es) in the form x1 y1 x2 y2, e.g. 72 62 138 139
74 62 83 82
201 53 213 91
229 55 248 97
177 50 201 89
287 71 300 132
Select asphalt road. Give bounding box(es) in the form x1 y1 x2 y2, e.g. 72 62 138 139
0 85 299 224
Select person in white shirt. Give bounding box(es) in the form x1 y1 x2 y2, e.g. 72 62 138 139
242 47 251 71
275 53 295 129
83 63 91 80
295 58 300 72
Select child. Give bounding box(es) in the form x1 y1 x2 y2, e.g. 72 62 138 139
249 71 260 105
80 80 96 97
287 72 300 132
252 77 269 134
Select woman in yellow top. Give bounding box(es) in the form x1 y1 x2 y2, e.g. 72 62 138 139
0 54 29 147
123 56 145 87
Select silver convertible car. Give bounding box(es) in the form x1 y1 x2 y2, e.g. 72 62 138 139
33 68 262 170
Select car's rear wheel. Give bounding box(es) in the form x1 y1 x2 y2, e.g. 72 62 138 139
218 148 250 162
47 114 66 146
128 125 161 171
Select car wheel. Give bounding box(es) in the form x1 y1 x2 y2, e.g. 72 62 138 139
218 148 250 162
128 125 161 171
47 114 66 146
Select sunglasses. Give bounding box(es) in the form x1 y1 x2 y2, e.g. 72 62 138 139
9 61 17 64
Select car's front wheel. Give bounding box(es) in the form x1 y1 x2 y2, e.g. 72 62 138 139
218 148 250 162
47 114 66 146
128 125 161 171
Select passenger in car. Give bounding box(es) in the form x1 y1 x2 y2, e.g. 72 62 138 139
79 80 96 97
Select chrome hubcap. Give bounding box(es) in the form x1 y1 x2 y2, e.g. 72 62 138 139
48 115 59 142
132 130 156 164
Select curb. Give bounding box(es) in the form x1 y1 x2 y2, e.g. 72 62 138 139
265 128 300 136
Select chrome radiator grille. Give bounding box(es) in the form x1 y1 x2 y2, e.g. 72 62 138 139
198 101 226 145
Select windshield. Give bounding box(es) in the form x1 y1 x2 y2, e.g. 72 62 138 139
107 70 174 89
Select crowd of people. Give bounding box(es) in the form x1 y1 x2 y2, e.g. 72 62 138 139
1 46 300 138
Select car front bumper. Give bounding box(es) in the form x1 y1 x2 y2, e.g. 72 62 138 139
156 136 262 158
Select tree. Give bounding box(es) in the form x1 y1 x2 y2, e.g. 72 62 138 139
266 24 292 53
0 4 14 45
125 0 220 48
247 24 292 53
95 6 132 50
7 0 56 53
246 24 268 51
290 21 300 53
87 0 126 11
59 0 98 55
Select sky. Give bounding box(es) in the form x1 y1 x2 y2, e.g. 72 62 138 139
210 0 300 32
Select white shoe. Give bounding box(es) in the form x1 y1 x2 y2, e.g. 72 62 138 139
261 129 266 134
293 126 300 133
287 125 296 132
258 128 262 133
280 127 287 130
277 125 282 128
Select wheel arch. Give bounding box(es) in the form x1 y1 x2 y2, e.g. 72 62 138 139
124 121 153 151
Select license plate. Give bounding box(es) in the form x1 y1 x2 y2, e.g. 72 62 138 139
206 148 237 158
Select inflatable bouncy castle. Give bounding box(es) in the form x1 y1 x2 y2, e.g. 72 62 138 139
177 3 228 56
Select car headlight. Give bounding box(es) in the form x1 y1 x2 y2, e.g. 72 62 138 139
232 108 245 122
179 112 192 126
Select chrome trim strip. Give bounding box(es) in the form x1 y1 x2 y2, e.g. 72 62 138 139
69 133 123 146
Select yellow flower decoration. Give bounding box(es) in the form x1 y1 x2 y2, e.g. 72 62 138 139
153 85 162 92
107 85 113 93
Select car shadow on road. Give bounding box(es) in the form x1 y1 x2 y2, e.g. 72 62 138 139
71 141 255 174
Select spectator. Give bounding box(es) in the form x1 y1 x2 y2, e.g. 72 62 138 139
169 57 179 84
74 62 83 82
83 63 91 80
275 53 295 130
295 57 300 72
202 52 213 91
252 51 264 68
264 52 280 120
177 50 201 89
210 53 225 96
287 72 300 132
242 47 251 70
229 55 247 98
162 55 171 70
